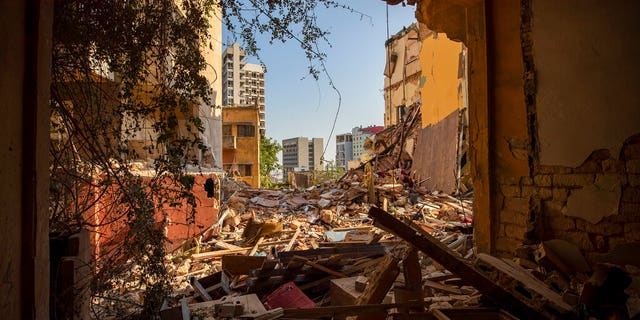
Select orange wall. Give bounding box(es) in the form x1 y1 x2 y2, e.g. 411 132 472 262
419 31 465 127
222 107 261 187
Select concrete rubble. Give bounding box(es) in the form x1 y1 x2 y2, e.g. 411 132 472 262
148 111 634 319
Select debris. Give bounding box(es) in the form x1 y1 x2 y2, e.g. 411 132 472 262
263 282 315 310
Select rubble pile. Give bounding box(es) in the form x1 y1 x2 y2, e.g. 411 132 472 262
154 105 635 319
161 174 482 320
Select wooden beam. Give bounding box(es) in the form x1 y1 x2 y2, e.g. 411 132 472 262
277 244 386 263
191 247 252 261
189 278 212 301
248 236 264 256
355 254 400 320
285 228 301 251
282 301 434 319
367 207 569 320
292 255 348 278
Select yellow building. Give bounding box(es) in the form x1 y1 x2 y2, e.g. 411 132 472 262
383 24 422 128
222 107 261 187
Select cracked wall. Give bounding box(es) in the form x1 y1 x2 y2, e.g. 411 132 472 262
414 0 640 259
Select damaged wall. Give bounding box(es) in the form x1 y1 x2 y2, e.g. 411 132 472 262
412 26 468 193
383 25 422 128
414 0 640 261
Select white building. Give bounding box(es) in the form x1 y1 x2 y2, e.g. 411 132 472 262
282 137 324 177
351 125 384 160
335 133 353 170
222 43 266 136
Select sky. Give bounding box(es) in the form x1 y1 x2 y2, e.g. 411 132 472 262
222 2 417 163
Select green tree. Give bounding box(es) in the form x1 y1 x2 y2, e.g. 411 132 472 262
260 136 283 187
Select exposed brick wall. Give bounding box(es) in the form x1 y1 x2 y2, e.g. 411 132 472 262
495 134 640 262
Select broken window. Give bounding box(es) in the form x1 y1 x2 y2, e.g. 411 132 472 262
222 125 232 136
237 124 255 137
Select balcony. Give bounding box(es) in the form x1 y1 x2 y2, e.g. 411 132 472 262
223 135 236 149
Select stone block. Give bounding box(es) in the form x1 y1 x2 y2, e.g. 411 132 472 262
620 203 640 216
538 187 553 200
542 200 566 217
547 216 576 231
330 277 362 306
624 223 640 242
521 176 533 186
552 188 569 201
495 237 523 253
538 166 572 174
607 236 628 250
602 159 625 173
505 223 529 238
623 144 640 160
520 185 540 198
573 160 601 173
561 231 595 251
500 209 528 226
504 197 530 213
553 174 594 187
500 184 521 198
575 220 623 236
622 187 640 203
627 160 640 174
534 175 552 187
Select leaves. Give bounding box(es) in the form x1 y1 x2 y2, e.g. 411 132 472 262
259 136 283 187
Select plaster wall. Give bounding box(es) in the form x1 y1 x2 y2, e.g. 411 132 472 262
419 31 465 127
201 7 223 167
532 0 640 168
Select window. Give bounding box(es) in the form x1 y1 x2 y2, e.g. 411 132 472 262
237 124 255 137
222 125 232 136
238 164 252 176
225 164 252 177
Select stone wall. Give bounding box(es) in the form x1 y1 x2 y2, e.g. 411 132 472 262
496 134 640 262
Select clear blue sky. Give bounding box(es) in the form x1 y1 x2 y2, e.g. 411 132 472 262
222 2 416 163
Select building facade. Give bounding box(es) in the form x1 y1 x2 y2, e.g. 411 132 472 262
352 126 384 161
383 24 422 128
222 106 261 187
335 133 353 170
222 43 266 136
282 137 324 176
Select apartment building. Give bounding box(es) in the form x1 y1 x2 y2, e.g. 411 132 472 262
352 126 384 160
222 106 261 187
222 43 266 136
335 133 353 171
282 137 324 176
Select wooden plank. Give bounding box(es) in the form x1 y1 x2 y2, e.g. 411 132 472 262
403 249 422 290
277 244 386 263
281 301 434 319
190 278 212 301
285 228 301 251
398 248 423 313
293 255 348 278
191 247 251 261
423 280 462 295
181 297 190 320
222 255 266 276
297 257 383 291
368 207 573 320
214 240 243 250
355 254 400 320
249 236 264 256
